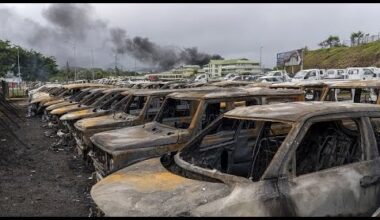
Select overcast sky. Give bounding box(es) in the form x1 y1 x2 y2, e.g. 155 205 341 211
1 3 380 70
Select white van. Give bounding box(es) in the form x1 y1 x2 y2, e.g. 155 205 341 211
324 69 346 79
291 69 325 82
346 67 375 80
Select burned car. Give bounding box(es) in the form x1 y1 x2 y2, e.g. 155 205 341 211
44 87 103 111
91 101 380 216
321 79 380 104
73 88 219 160
89 88 304 180
74 89 181 159
270 81 327 101
58 88 130 134
48 87 109 120
29 83 107 116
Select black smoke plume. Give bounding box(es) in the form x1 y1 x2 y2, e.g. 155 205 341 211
0 4 223 71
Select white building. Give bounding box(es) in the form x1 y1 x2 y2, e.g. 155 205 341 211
202 58 261 77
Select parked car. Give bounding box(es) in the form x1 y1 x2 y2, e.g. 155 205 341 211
266 70 292 82
324 69 346 79
88 88 304 180
270 81 327 101
73 88 217 160
321 79 380 104
257 76 284 83
91 101 380 216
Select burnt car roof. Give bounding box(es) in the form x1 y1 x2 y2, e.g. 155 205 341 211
102 88 130 93
210 81 253 87
63 83 111 89
270 81 326 88
326 79 380 88
243 87 304 96
225 101 380 122
168 87 303 100
130 89 186 96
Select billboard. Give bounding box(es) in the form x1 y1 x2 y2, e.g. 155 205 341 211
276 49 303 67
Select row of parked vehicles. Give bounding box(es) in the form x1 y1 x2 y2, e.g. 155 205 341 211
195 67 380 84
28 78 380 216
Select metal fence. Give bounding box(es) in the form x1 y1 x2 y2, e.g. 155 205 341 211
0 81 29 98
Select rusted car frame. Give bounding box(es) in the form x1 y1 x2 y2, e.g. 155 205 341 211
91 102 380 216
58 88 130 135
89 88 304 180
73 87 220 160
321 80 380 104
270 81 328 101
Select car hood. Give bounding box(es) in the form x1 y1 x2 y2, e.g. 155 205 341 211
43 98 66 107
90 158 231 216
46 101 77 111
30 94 55 104
60 108 109 121
49 104 91 115
90 122 180 154
74 112 137 132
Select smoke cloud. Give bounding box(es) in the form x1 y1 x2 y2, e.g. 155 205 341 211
0 4 223 71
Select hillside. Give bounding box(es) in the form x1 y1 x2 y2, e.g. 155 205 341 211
303 41 380 69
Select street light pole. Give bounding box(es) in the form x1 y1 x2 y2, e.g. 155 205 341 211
259 46 263 74
17 47 21 78
91 49 95 80
73 43 77 81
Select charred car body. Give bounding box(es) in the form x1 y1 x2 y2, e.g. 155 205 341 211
91 102 380 216
74 87 219 160
58 88 130 137
29 83 107 116
321 80 380 104
89 88 304 180
270 81 328 101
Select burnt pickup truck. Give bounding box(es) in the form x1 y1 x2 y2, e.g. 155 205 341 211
321 79 380 104
89 88 304 180
73 88 219 160
91 101 380 216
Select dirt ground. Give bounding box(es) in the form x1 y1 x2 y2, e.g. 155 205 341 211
0 99 96 217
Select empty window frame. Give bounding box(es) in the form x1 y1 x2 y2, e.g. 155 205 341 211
294 118 363 176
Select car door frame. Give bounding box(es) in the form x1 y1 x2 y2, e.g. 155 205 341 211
270 112 380 216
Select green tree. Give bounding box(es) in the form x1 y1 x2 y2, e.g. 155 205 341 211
0 39 59 81
319 35 341 48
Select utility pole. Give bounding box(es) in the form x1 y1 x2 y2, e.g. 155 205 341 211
301 49 304 70
259 46 263 74
73 43 77 81
17 47 21 81
114 53 118 76
91 49 95 80
66 60 70 83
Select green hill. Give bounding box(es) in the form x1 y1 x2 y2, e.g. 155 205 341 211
303 41 380 69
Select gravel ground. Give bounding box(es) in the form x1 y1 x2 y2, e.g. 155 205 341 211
0 99 96 217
